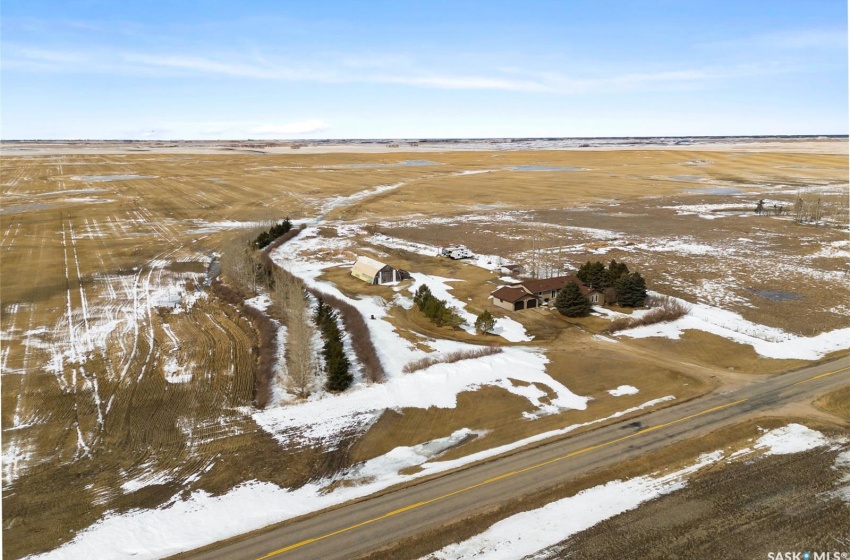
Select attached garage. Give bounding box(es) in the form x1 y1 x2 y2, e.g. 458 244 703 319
491 286 538 311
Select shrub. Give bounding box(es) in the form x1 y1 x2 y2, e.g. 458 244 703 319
604 295 689 333
402 346 502 374
474 310 496 334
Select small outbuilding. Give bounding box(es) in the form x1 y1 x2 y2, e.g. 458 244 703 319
499 263 523 277
351 256 409 285
583 287 606 305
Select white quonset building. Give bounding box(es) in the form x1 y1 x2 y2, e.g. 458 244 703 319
350 256 410 285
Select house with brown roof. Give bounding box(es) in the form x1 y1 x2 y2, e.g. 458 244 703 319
490 275 606 311
520 276 574 305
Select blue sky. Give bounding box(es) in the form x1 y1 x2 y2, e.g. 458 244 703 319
1 1 847 139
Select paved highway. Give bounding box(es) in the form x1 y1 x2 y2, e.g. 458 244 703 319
177 356 850 560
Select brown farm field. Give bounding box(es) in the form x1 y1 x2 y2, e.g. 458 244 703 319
1 142 848 558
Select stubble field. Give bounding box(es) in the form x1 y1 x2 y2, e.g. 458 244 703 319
1 140 848 558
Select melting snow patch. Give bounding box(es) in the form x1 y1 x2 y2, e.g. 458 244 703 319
426 452 723 560
616 296 850 360
753 423 832 455
407 273 531 342
608 385 639 397
28 396 685 560
162 357 192 384
252 347 586 448
425 424 846 560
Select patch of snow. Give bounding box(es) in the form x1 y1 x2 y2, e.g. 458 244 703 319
616 295 850 360
367 233 508 273
608 385 639 397
489 316 533 343
187 220 278 235
426 423 847 560
418 396 675 475
407 273 532 342
252 347 587 448
162 356 192 384
832 450 850 504
321 183 404 216
661 202 751 220
33 401 688 560
426 451 724 560
455 170 493 176
120 466 174 494
753 423 832 455
244 294 272 312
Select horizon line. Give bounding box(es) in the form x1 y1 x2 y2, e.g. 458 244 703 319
2 134 847 143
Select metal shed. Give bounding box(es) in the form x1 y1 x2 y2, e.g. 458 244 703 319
351 256 409 285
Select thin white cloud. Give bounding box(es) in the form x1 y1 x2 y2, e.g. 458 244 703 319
1 43 800 95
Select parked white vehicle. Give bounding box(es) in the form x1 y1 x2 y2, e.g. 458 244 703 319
441 246 475 259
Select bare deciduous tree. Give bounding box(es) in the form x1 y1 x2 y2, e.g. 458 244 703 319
220 233 260 295
271 268 317 398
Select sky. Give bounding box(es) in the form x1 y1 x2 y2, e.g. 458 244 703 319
1 1 847 139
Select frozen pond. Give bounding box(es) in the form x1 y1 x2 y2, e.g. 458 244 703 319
71 174 157 182
748 288 802 301
334 160 441 169
669 175 704 181
510 165 584 172
689 186 744 195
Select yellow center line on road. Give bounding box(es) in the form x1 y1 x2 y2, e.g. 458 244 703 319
254 398 748 559
792 365 850 386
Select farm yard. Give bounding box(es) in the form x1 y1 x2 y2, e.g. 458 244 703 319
1 139 849 559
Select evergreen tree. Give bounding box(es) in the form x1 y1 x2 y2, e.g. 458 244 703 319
438 306 464 328
253 218 294 249
555 282 592 317
615 272 647 307
314 298 353 392
315 297 330 325
606 260 630 285
324 339 352 392
474 310 496 334
576 261 593 284
577 261 608 289
413 284 432 310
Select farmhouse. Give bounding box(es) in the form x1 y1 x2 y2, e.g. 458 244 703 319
490 275 606 311
350 256 410 285
521 276 573 304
